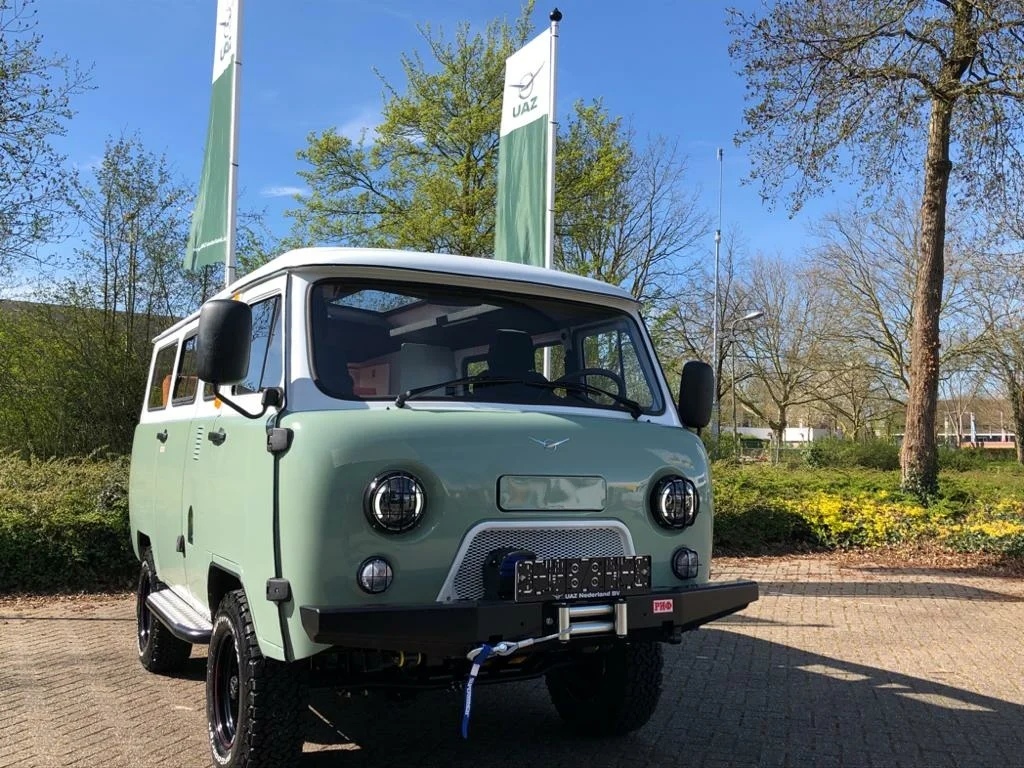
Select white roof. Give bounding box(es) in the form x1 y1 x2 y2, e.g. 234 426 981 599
156 247 636 341
235 247 633 300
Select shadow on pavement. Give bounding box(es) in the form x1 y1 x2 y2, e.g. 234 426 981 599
293 628 1023 768
758 581 1024 602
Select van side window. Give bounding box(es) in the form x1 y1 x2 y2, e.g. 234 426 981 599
236 296 283 394
172 335 200 404
148 343 178 410
580 327 656 409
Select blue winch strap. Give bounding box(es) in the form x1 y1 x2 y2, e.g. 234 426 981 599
461 644 493 739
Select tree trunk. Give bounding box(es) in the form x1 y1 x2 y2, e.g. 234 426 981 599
1009 377 1024 465
900 98 953 500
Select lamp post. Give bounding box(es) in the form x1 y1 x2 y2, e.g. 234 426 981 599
730 310 764 459
711 147 723 440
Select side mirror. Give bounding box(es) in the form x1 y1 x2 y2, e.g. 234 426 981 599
197 299 251 386
677 360 713 429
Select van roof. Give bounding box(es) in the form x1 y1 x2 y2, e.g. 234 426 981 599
235 247 634 301
156 247 637 341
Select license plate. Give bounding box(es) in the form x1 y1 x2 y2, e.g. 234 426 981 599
513 555 651 603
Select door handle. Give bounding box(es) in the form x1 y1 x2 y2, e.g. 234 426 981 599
208 428 227 446
156 430 168 443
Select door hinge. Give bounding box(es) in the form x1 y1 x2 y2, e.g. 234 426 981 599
266 578 291 603
266 427 293 454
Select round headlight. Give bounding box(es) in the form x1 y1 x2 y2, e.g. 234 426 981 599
365 472 425 533
650 476 699 529
357 557 394 594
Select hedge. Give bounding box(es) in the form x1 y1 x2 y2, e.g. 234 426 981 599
2 453 1023 593
0 453 137 592
712 463 1024 556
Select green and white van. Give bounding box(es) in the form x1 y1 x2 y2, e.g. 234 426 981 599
129 248 757 767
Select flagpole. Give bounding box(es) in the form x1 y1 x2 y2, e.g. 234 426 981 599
542 9 560 379
543 8 561 272
224 0 243 288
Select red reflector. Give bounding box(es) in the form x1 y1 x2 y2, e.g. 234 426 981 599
652 599 674 614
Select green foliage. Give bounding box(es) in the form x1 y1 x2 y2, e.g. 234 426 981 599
0 453 135 592
712 463 1024 556
289 4 706 314
804 438 900 471
291 5 535 256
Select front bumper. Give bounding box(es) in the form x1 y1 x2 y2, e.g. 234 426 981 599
300 579 758 657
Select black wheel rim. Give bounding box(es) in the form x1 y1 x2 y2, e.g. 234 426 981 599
211 629 240 755
136 568 153 653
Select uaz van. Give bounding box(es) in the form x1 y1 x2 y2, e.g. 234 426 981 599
129 248 758 767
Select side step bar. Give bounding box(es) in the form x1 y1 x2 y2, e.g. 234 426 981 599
147 589 213 644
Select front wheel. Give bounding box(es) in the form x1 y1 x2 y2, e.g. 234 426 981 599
545 641 663 736
207 589 303 768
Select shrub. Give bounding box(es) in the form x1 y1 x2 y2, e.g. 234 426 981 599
0 453 136 592
711 463 1024 556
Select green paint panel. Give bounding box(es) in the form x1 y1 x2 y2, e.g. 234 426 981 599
498 475 606 511
275 407 712 661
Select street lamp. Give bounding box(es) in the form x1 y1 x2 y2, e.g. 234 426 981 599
711 147 724 440
730 310 764 459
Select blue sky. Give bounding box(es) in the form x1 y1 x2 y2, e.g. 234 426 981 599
35 0 850 261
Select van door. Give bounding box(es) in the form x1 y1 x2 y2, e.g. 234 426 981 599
182 283 286 632
149 339 192 591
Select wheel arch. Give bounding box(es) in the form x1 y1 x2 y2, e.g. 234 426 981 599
208 564 244 620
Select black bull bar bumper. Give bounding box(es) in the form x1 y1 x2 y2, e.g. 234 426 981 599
300 580 758 657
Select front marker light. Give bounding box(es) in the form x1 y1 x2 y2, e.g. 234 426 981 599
365 471 425 532
650 476 699 529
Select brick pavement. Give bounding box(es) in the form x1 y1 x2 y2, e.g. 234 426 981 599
1 555 1022 768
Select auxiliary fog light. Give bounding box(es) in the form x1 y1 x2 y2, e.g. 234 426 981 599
671 547 699 580
357 557 394 594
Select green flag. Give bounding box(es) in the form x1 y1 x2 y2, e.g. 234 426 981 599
185 0 240 274
494 30 552 267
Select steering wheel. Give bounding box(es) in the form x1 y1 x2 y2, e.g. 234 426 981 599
552 368 627 400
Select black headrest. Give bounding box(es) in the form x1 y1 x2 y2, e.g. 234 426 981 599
487 329 536 376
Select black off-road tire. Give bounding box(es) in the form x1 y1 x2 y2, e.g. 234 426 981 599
545 641 664 736
136 548 192 674
207 589 303 768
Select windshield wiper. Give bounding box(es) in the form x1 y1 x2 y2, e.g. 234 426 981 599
394 375 518 408
553 380 644 420
395 375 644 420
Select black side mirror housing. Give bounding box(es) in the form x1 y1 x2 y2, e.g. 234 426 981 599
197 299 251 386
677 360 714 429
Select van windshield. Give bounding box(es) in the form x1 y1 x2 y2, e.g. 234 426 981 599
309 279 664 416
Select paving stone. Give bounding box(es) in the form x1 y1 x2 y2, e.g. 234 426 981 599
1 555 1022 767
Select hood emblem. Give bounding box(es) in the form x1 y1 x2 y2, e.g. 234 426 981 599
531 437 569 451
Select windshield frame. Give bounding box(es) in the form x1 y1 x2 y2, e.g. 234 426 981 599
305 276 668 417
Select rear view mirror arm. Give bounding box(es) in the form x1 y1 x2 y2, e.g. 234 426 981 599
212 386 284 420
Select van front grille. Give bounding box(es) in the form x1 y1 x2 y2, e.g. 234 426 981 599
437 522 634 602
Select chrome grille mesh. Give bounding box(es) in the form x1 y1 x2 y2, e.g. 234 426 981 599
440 523 633 601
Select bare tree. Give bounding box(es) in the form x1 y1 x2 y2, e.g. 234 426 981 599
813 199 984 409
556 115 709 314
737 254 835 452
662 229 749 405
813 348 896 440
967 248 1024 462
0 0 88 271
728 1 1024 498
